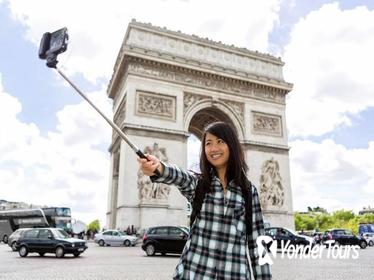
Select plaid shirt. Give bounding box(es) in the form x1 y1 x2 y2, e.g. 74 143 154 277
151 163 272 280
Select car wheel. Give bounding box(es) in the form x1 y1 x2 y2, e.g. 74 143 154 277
124 240 131 247
11 242 17 252
145 244 155 256
359 241 367 249
369 240 373 246
98 240 105 247
39 253 45 257
19 246 28 257
3 235 8 244
73 253 81 257
55 246 65 258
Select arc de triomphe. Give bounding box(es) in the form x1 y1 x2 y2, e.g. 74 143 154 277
106 20 294 231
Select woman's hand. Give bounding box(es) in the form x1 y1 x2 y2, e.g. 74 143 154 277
137 154 164 176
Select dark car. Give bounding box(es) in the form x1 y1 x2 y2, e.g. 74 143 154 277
324 229 367 249
265 227 314 248
8 228 30 251
17 228 87 258
141 226 188 256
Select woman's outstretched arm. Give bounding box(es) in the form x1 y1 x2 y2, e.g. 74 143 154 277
138 154 198 202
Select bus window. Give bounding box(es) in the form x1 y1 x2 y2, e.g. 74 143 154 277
56 208 71 217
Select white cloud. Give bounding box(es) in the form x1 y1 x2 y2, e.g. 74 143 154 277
284 3 374 137
290 139 374 213
5 0 281 82
0 74 112 225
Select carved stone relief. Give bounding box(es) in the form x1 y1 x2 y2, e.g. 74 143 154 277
252 112 282 137
259 158 284 208
219 99 244 123
136 91 176 121
137 143 171 201
184 92 210 114
128 59 285 104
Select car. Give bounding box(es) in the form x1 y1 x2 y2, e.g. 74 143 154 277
8 228 30 251
94 230 137 247
358 223 374 235
324 229 367 249
265 227 314 248
362 232 374 246
16 228 87 258
180 226 190 234
141 226 188 256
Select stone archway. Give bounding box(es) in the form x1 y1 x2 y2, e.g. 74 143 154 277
106 20 294 231
184 97 245 141
188 107 236 139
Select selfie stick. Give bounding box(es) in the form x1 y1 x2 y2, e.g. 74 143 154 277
54 68 160 176
39 28 160 176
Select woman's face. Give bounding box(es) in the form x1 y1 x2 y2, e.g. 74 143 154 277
204 132 230 170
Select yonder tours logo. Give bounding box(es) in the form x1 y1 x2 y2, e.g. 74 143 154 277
256 236 360 265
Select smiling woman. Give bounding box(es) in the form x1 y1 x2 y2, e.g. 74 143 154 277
138 121 271 280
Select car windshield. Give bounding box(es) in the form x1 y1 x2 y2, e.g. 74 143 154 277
53 229 70 239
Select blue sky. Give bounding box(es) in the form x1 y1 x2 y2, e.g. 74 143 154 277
0 0 373 225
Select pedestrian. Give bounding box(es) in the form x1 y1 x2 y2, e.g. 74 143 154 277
138 121 271 280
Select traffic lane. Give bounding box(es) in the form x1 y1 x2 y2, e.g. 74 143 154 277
0 242 373 280
0 242 178 280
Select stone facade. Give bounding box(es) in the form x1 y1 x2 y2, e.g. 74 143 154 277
106 20 294 231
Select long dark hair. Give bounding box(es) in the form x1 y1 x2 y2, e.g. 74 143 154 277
199 121 249 192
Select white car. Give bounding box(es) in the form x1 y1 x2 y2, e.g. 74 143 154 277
362 232 374 246
94 230 137 247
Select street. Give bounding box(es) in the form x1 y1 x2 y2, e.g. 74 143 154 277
0 242 373 280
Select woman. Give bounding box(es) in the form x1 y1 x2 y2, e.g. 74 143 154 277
138 122 271 280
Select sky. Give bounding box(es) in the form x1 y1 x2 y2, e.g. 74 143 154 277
0 0 373 227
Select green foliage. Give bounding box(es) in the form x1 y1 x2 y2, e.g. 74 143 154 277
295 213 316 231
87 219 101 232
332 210 355 222
358 213 374 224
344 217 360 235
295 207 373 235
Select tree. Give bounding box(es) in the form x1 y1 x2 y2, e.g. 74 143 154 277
295 209 373 234
358 213 374 224
87 219 101 232
295 213 316 231
332 210 355 222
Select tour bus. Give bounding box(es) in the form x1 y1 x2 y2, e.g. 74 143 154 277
0 207 72 244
